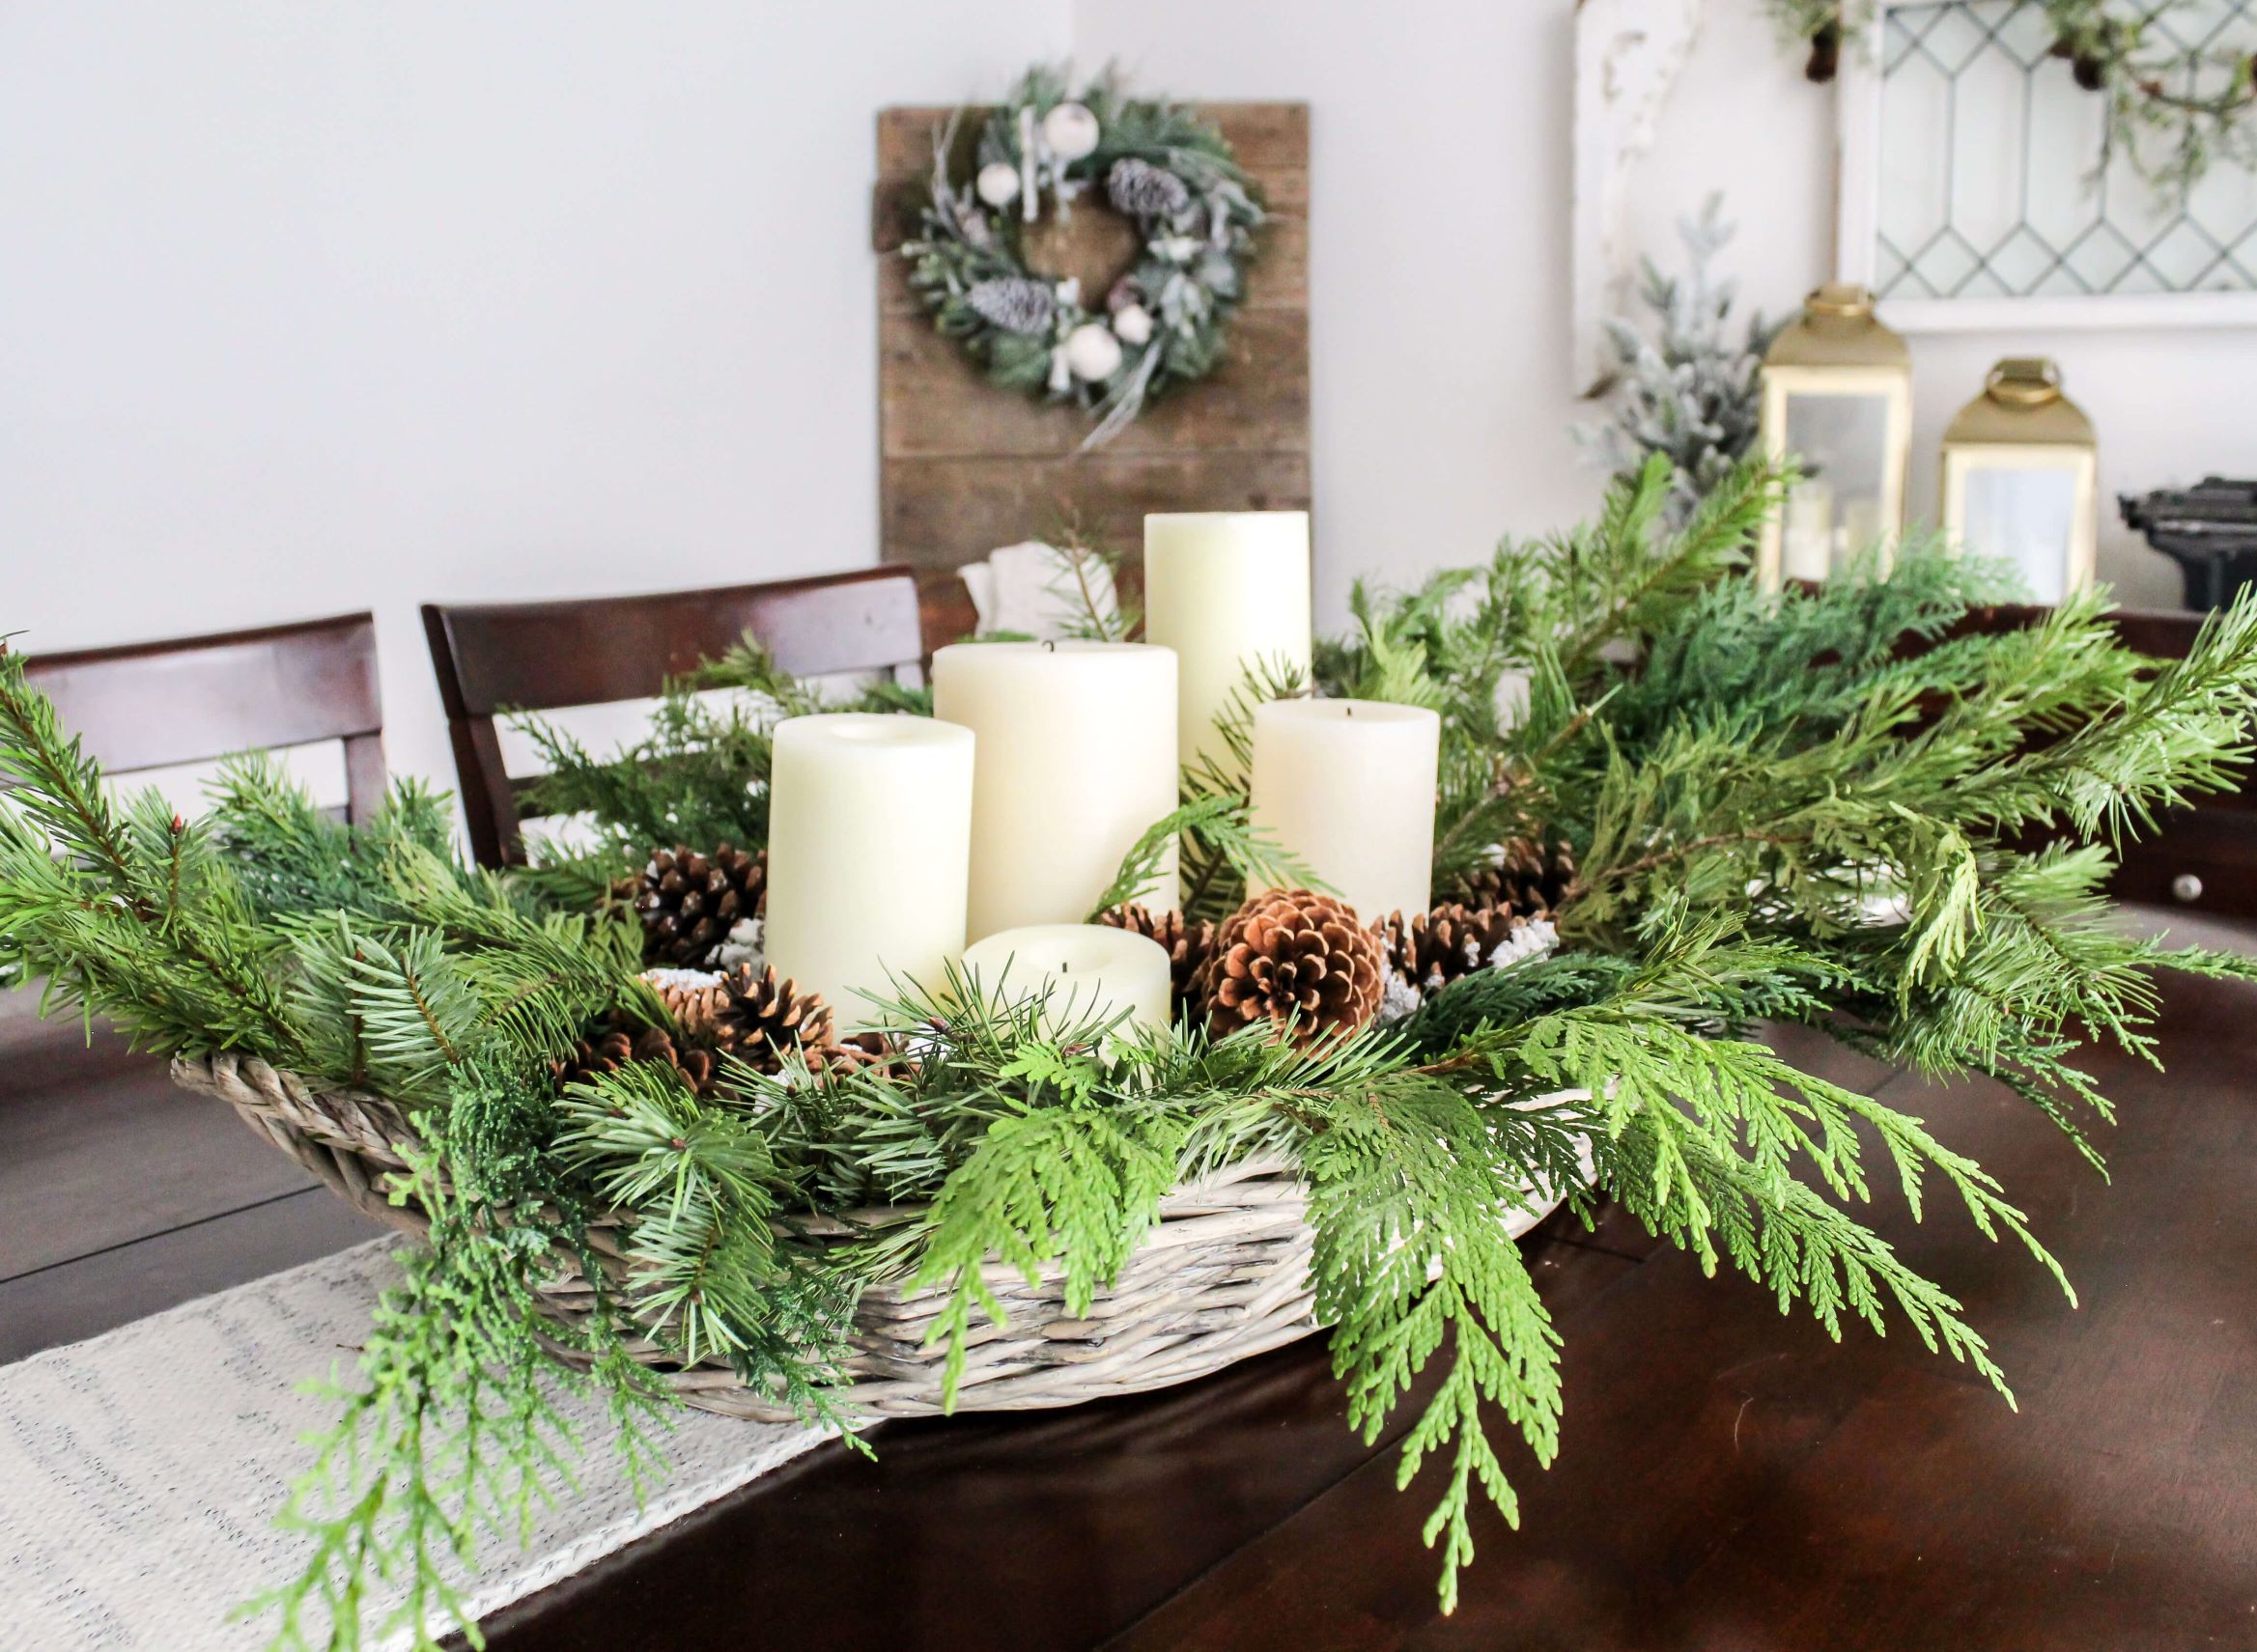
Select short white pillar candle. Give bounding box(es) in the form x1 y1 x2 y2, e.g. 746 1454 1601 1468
932 640 1178 939
957 922 1174 1041
1248 698 1441 926
1143 512 1312 779
762 713 974 1024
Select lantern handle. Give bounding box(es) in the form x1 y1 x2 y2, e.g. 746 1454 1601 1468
1804 283 1877 321
1987 358 2064 408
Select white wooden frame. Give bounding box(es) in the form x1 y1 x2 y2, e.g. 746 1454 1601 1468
1571 0 1707 394
1837 0 2257 332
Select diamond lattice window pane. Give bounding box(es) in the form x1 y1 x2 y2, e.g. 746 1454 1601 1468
1872 0 2257 301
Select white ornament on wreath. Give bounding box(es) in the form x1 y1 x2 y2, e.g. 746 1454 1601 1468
975 161 1022 209
1040 100 1101 161
900 67 1264 450
1064 322 1125 382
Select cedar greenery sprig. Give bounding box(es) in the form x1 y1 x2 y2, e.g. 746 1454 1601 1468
244 1058 673 1652
10 454 2257 1640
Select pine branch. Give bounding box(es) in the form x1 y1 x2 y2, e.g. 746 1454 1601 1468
1088 793 1322 917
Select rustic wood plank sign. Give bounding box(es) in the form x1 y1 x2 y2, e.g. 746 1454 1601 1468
872 102 1312 641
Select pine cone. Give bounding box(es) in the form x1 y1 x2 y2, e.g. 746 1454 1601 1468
807 1029 899 1080
1804 19 1842 83
635 844 765 968
967 276 1058 335
1381 903 1527 993
1096 903 1215 1007
553 1017 719 1098
1453 836 1576 918
712 963 837 1074
638 966 725 1039
1106 157 1191 220
1198 888 1385 1047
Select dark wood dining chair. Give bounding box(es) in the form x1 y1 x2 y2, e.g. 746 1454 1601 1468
2 612 392 1357
17 612 388 821
421 567 926 868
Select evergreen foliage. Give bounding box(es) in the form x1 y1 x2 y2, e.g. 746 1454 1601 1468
1577 195 1780 524
6 455 2255 1643
510 637 926 888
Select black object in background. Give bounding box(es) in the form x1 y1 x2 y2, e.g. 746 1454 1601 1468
2122 478 2257 611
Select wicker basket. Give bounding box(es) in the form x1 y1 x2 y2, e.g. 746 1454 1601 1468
170 1051 1327 1421
174 1050 1582 1422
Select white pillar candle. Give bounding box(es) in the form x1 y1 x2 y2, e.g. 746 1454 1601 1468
931 640 1178 939
763 713 974 1025
1143 512 1312 778
1248 698 1441 926
958 922 1173 1041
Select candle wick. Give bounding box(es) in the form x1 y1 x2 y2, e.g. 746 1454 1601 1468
1060 962 1070 971
1043 639 1057 653
1344 704 1354 717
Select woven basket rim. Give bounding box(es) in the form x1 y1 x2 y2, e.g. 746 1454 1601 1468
165 1050 1338 1420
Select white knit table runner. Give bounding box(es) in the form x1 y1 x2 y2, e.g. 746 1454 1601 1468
0 1239 834 1650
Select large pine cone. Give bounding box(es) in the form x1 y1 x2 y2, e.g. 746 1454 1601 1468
1382 903 1527 993
1198 888 1385 1047
712 963 837 1075
1096 903 1215 1009
1453 836 1576 918
635 844 765 968
553 1017 719 1098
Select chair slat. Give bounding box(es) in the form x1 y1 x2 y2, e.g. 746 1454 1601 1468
423 567 925 867
20 614 387 821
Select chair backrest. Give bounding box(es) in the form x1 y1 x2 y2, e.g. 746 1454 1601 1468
422 566 927 868
20 613 387 822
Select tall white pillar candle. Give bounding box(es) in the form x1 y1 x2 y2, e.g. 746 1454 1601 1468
1248 699 1441 926
1143 512 1312 777
931 641 1178 938
762 713 974 1024
958 923 1173 1041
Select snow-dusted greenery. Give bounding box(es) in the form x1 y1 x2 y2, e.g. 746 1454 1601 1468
1578 195 1779 526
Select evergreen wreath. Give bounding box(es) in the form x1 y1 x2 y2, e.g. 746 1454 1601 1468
902 66 1264 450
8 456 2257 1648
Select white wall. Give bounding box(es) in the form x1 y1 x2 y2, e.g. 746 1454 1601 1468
1 1 1069 794
1079 0 1597 627
8 0 2254 806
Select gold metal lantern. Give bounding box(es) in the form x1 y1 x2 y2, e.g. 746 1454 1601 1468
1757 284 1913 589
1940 358 2098 605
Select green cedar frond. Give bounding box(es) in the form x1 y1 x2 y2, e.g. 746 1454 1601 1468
911 1097 1189 1405
247 1058 672 1652
1300 1070 1566 1612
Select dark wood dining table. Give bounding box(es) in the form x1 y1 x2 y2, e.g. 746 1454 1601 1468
470 923 2257 1652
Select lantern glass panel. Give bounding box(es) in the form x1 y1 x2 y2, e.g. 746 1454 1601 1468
1961 465 2078 603
1779 391 1893 578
